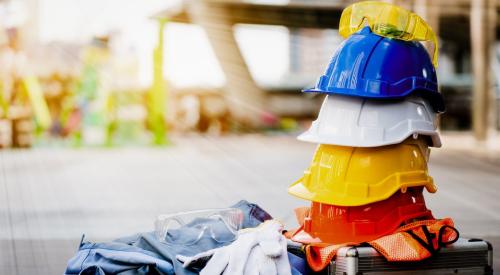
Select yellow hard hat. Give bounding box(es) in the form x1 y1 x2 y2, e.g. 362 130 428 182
288 138 436 206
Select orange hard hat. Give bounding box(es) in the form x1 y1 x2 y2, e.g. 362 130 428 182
292 187 433 245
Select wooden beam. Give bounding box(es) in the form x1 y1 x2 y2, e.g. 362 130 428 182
159 1 344 28
470 0 496 141
186 1 268 127
221 2 342 29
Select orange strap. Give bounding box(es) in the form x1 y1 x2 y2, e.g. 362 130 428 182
302 218 459 271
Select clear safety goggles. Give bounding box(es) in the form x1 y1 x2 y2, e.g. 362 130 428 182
155 208 244 245
339 1 438 67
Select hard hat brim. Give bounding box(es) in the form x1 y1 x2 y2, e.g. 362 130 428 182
297 130 442 148
288 175 437 207
302 87 446 114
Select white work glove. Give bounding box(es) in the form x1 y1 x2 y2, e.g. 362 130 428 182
243 226 290 275
176 220 292 275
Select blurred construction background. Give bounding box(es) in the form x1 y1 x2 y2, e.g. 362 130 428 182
0 0 499 274
0 0 498 145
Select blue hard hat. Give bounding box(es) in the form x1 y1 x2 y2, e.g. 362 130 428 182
304 27 445 113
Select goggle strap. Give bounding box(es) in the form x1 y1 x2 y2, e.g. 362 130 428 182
413 17 439 67
339 6 351 38
432 35 439 67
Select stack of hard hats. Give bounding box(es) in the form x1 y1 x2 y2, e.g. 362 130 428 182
288 1 445 246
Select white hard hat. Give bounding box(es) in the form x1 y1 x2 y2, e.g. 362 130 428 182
298 94 441 147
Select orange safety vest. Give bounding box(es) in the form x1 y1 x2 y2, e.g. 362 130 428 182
288 208 459 272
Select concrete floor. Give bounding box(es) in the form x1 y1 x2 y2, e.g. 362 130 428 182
0 134 499 274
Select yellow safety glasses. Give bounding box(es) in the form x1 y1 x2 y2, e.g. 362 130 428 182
339 1 439 67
